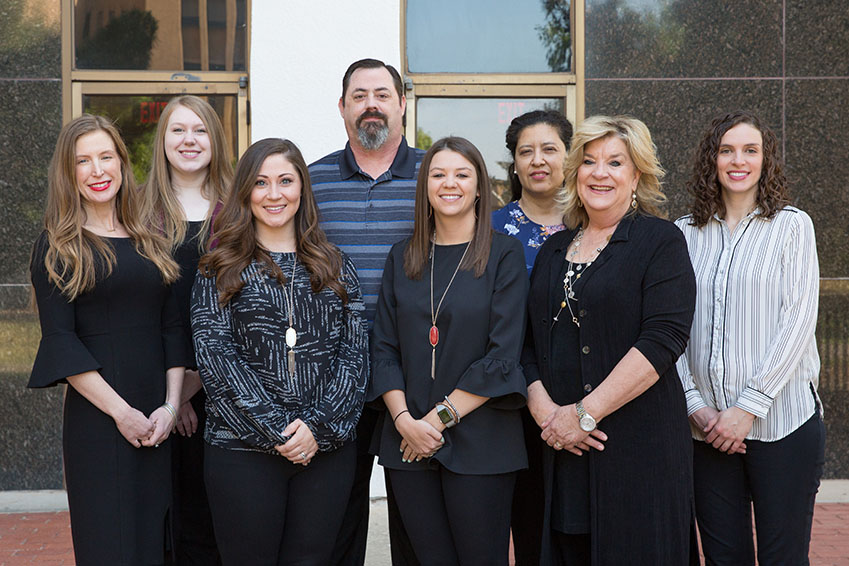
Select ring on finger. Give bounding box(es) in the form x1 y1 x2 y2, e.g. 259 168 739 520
300 451 307 460
554 441 562 449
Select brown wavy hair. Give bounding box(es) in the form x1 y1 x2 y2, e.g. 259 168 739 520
687 110 789 227
198 138 347 306
404 137 493 280
40 114 178 300
140 95 234 252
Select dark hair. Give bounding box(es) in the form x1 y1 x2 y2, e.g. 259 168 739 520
199 138 347 306
505 110 573 201
403 137 493 280
688 110 789 227
341 58 404 103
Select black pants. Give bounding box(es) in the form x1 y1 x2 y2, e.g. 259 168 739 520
389 466 516 566
331 406 419 566
170 393 221 565
205 441 356 566
511 408 544 565
693 412 825 566
552 532 590 566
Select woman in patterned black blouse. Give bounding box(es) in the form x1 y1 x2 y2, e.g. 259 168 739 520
191 138 369 565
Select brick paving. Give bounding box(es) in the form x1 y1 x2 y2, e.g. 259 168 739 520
0 504 846 565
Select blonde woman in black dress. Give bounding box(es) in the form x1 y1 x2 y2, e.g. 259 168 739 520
29 114 188 565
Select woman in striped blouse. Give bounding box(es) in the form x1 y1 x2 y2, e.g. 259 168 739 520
191 138 369 565
676 110 825 566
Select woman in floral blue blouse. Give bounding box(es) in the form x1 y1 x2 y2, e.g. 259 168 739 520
491 109 572 564
492 110 573 276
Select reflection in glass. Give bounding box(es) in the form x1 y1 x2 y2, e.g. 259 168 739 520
74 0 247 71
82 94 238 183
416 97 565 207
406 0 571 73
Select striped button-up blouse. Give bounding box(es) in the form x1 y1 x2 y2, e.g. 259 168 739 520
675 206 822 442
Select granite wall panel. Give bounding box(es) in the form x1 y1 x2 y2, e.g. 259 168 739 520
585 0 782 79
786 1 849 77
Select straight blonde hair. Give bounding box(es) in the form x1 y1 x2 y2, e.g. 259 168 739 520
140 95 233 252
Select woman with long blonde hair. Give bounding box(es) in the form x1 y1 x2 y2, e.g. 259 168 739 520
142 95 234 563
28 114 188 565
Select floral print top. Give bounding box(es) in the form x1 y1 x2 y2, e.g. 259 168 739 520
491 200 566 276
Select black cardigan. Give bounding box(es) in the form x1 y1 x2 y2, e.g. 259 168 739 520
523 213 700 566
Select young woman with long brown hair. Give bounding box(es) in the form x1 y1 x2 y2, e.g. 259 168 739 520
28 114 188 565
676 110 824 565
191 138 368 565
142 95 233 564
369 137 529 565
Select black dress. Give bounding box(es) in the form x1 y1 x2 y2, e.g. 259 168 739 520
523 214 698 565
28 232 190 566
369 232 529 474
171 221 221 563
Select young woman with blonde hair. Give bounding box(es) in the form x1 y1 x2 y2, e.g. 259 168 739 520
142 95 234 563
29 114 188 565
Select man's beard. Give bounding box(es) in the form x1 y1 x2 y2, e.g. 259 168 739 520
356 111 390 150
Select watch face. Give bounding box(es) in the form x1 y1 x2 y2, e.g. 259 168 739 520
437 406 452 425
580 415 596 432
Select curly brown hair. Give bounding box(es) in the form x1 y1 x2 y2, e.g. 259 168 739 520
198 138 347 306
687 110 790 227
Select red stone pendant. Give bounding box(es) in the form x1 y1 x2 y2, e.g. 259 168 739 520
429 325 439 347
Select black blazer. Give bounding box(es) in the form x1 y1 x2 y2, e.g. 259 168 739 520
522 213 699 566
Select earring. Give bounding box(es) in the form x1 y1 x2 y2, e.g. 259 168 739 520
428 204 433 218
577 199 583 208
474 195 480 219
631 191 638 209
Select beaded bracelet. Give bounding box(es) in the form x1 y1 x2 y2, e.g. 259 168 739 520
443 396 461 424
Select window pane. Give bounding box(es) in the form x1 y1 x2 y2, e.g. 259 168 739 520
81 94 238 183
406 0 571 73
415 97 565 207
74 0 247 71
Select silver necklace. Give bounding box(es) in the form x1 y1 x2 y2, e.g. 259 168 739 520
552 228 608 328
281 256 298 379
429 240 471 379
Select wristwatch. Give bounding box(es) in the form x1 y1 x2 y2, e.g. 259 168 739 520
435 403 458 428
576 401 597 432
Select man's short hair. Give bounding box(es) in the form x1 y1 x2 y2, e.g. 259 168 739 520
341 58 404 104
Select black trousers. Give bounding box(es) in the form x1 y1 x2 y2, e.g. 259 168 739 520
170 392 221 565
204 441 356 566
330 406 419 566
511 407 544 565
389 466 516 566
693 412 825 566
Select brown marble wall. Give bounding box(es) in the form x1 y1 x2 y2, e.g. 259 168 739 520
0 0 64 489
585 0 849 477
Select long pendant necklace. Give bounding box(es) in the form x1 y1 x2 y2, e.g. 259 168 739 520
281 257 298 380
552 228 608 328
429 240 471 379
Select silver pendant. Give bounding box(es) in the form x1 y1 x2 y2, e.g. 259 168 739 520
285 326 298 348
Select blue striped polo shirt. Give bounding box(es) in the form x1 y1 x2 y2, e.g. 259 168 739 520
309 137 425 327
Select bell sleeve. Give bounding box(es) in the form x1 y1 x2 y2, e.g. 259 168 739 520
161 283 192 371
633 224 697 376
191 269 294 450
453 236 529 408
301 254 370 451
28 234 101 388
368 244 407 402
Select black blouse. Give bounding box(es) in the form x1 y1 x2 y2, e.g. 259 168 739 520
369 232 529 474
191 251 369 454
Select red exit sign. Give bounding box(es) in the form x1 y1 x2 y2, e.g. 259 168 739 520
497 101 528 124
139 101 169 124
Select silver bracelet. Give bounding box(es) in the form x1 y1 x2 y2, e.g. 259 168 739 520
443 395 461 424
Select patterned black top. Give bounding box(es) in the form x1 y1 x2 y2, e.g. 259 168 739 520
191 251 369 454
